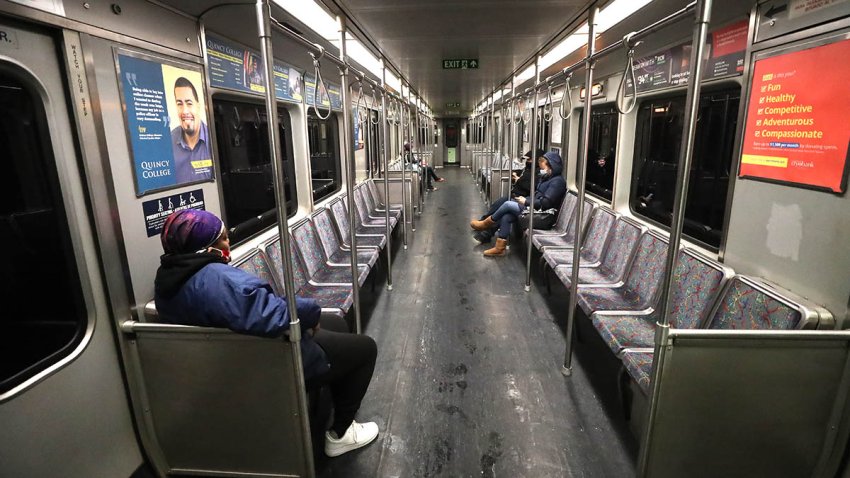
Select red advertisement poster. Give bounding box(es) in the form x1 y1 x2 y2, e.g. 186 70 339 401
739 38 850 193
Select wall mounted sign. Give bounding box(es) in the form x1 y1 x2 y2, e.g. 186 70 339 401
142 189 206 237
116 50 214 196
205 34 302 103
442 59 479 69
625 19 748 94
739 37 850 193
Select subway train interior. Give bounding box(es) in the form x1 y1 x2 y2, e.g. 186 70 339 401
2 0 850 476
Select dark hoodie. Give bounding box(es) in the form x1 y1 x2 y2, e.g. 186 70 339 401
530 151 566 211
512 149 546 197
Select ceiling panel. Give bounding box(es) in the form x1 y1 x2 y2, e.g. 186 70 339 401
331 0 592 116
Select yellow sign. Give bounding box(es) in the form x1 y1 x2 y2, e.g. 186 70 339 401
741 154 787 168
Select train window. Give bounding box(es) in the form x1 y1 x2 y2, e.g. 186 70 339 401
630 88 740 248
535 113 550 151
1 70 86 394
307 111 342 202
577 104 619 201
213 99 297 245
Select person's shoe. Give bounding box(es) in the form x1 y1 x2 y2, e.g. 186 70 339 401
436 177 446 182
472 230 493 243
325 421 379 457
470 216 496 231
427 186 438 191
483 238 508 257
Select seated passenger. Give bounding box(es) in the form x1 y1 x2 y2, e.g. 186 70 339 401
472 149 545 243
405 142 444 190
469 151 565 257
153 209 379 457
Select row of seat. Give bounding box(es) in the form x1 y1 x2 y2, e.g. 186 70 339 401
232 179 402 320
526 191 834 395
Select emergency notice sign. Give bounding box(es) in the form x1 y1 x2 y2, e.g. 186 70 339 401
739 38 850 193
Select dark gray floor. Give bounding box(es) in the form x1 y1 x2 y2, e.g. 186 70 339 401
317 167 637 478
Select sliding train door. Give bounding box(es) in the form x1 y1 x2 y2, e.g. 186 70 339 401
0 19 142 478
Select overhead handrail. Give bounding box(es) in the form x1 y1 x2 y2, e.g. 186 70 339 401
616 33 642 114
558 73 573 120
308 47 332 120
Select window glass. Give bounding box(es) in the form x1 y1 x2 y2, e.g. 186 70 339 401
307 112 342 202
213 99 297 245
578 104 619 201
0 70 86 394
630 88 740 247
535 112 551 151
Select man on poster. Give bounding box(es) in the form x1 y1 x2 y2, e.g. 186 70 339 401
171 77 212 184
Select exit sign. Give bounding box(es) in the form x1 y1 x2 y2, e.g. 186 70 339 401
446 102 461 108
443 59 479 69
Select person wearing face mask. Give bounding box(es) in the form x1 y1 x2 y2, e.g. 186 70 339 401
471 149 545 243
153 209 380 458
470 151 566 257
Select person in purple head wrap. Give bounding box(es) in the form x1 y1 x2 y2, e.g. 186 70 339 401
154 209 380 457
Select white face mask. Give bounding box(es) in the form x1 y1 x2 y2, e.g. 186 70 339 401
539 168 550 177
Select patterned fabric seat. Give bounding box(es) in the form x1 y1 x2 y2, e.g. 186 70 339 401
592 249 730 355
307 211 380 269
264 238 353 313
541 207 616 269
354 186 398 228
330 198 387 249
366 179 402 211
291 221 369 287
360 183 402 221
620 275 811 395
527 192 576 238
577 232 668 315
232 249 280 293
553 218 642 289
622 351 654 395
531 199 593 251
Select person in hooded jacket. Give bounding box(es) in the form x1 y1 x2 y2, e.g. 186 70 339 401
153 209 379 458
472 149 545 243
470 151 566 257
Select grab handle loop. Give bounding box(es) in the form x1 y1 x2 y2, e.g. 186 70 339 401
354 78 367 126
558 73 573 120
504 99 513 125
309 46 332 120
616 33 642 115
369 85 381 125
543 83 554 122
521 95 532 124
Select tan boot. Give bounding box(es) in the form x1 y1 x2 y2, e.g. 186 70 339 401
470 216 496 231
483 238 508 257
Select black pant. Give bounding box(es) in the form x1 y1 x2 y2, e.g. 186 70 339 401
424 165 439 188
307 329 377 436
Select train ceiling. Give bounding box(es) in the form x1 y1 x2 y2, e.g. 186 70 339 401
328 0 593 117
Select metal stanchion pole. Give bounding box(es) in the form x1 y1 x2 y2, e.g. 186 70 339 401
524 58 541 291
379 64 394 289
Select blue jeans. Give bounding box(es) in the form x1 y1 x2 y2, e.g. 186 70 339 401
490 200 523 239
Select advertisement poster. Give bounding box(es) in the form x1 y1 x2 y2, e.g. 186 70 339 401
142 189 206 237
117 51 214 195
305 75 332 109
353 110 365 150
627 20 747 94
206 34 302 103
739 38 850 193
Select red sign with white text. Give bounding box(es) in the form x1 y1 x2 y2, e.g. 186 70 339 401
739 38 850 193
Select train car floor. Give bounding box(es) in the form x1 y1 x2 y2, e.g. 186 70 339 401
316 167 637 478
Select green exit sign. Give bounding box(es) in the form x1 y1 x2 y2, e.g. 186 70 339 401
446 102 461 108
443 59 479 69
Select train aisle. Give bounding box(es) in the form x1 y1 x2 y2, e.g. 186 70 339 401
317 167 636 478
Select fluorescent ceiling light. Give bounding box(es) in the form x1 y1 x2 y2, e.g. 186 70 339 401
597 0 653 31
513 64 535 88
274 0 338 40
346 36 382 79
385 70 401 92
539 23 589 71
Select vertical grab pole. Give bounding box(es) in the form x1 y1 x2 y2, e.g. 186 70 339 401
489 95 496 205
337 16 363 334
255 1 315 474
638 0 712 474
400 93 412 239
563 5 597 375
524 58 540 291
379 64 394 289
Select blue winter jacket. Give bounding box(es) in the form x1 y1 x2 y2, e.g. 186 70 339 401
155 263 330 379
529 151 566 211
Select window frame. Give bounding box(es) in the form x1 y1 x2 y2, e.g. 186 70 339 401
211 96 298 246
628 85 742 249
0 64 89 397
306 110 342 203
577 103 620 202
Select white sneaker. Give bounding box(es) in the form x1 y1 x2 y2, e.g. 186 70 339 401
324 421 379 457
